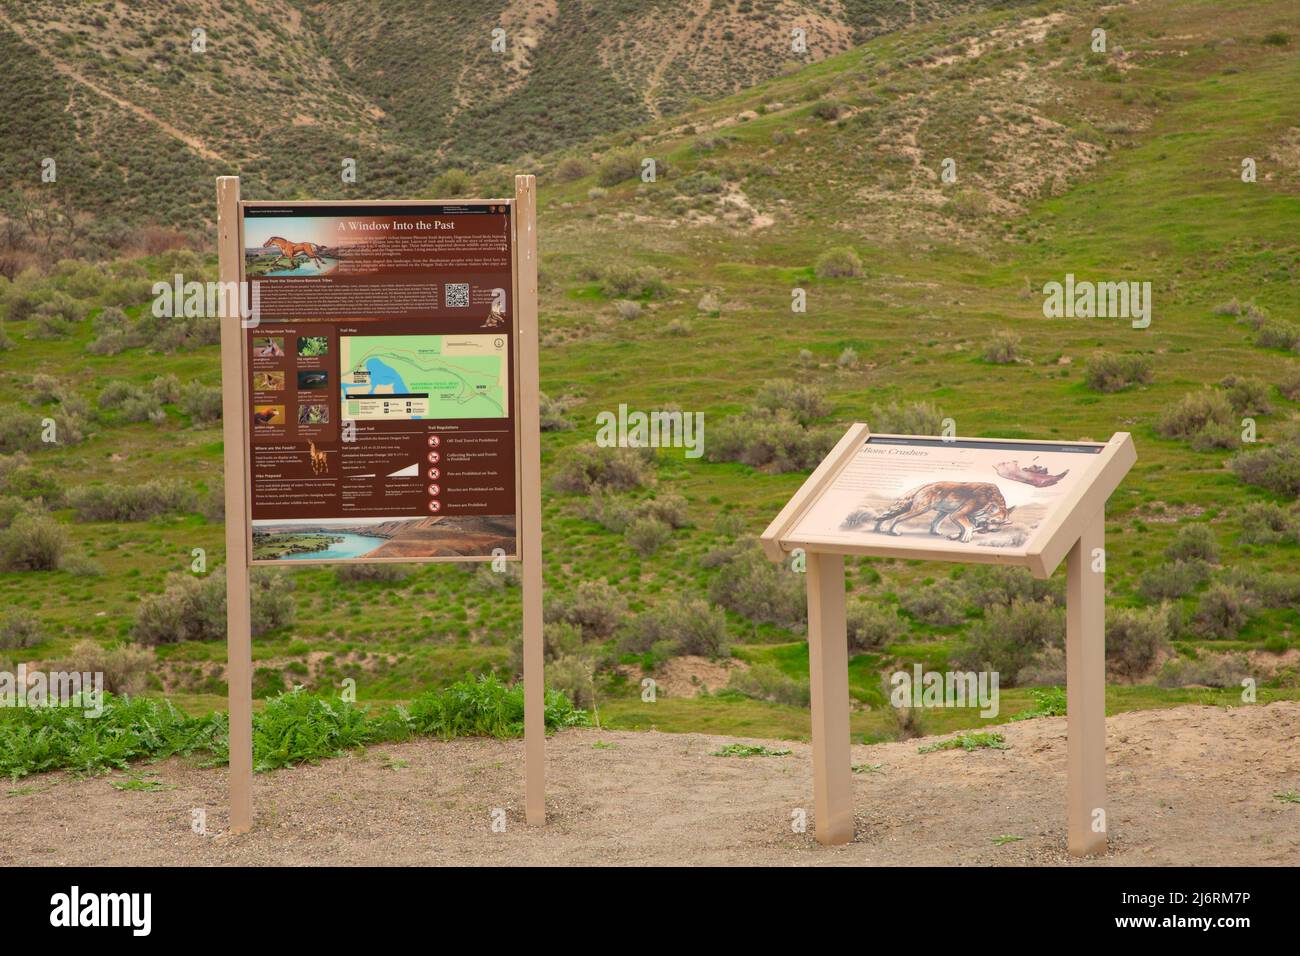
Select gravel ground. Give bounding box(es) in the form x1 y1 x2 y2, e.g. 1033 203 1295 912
4 701 1298 866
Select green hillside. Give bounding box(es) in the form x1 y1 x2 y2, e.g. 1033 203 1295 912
0 0 1029 246
1 0 1298 745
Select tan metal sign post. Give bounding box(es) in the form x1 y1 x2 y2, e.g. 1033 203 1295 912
215 175 545 833
762 425 1135 855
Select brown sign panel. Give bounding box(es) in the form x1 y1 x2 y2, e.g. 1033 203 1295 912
239 201 519 563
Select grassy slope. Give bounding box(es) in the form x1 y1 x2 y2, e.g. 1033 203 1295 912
0 0 1024 232
2 0 1298 740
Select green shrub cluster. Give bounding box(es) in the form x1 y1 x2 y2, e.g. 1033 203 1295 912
551 444 656 494
0 678 587 780
132 568 294 644
1083 351 1153 393
618 597 731 658
67 479 197 522
705 541 805 630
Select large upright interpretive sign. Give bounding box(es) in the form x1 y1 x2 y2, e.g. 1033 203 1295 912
216 178 546 835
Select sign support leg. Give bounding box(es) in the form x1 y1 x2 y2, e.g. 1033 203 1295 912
805 551 853 845
216 176 253 834
1066 507 1107 856
515 175 546 826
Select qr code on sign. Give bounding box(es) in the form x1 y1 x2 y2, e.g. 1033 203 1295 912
444 283 469 308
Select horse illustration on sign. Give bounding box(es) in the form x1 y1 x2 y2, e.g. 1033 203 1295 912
262 236 328 270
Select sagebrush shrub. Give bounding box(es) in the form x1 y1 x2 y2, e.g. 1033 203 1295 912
1278 368 1300 402
707 543 805 629
1137 559 1209 602
727 663 810 707
600 264 665 299
538 392 574 432
1188 420 1239 451
846 602 905 651
1164 523 1220 564
867 399 944 435
27 374 63 406
132 572 224 644
1231 441 1300 497
0 609 44 649
1219 567 1300 608
0 513 67 571
1254 321 1300 351
0 452 62 504
179 381 223 424
1238 501 1296 545
551 444 655 494
1157 389 1234 440
98 380 139 409
1192 583 1257 638
625 516 672 556
618 598 730 658
814 246 863 278
133 568 294 644
56 639 153 694
544 579 627 639
431 168 470 196
957 600 1064 686
1218 375 1272 415
613 299 642 321
900 582 969 626
335 563 412 585
595 148 641 186
1105 607 1170 678
1083 351 1153 392
552 156 592 183
1157 653 1252 688
546 654 597 709
707 408 837 472
962 564 1063 608
810 99 844 121
983 330 1021 364
584 491 689 533
67 479 197 521
754 378 829 425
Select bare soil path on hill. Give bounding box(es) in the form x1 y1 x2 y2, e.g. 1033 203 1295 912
4 702 1297 866
0 10 229 164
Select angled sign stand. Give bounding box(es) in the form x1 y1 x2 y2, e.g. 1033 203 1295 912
762 425 1136 854
215 175 545 834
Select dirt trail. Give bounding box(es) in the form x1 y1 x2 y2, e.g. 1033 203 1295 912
3 702 1297 866
643 0 712 119
0 11 228 164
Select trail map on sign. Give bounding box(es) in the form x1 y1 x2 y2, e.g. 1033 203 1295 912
340 334 508 421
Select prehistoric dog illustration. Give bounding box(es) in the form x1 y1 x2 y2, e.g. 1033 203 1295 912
848 481 1016 543
262 236 327 270
994 459 1068 488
